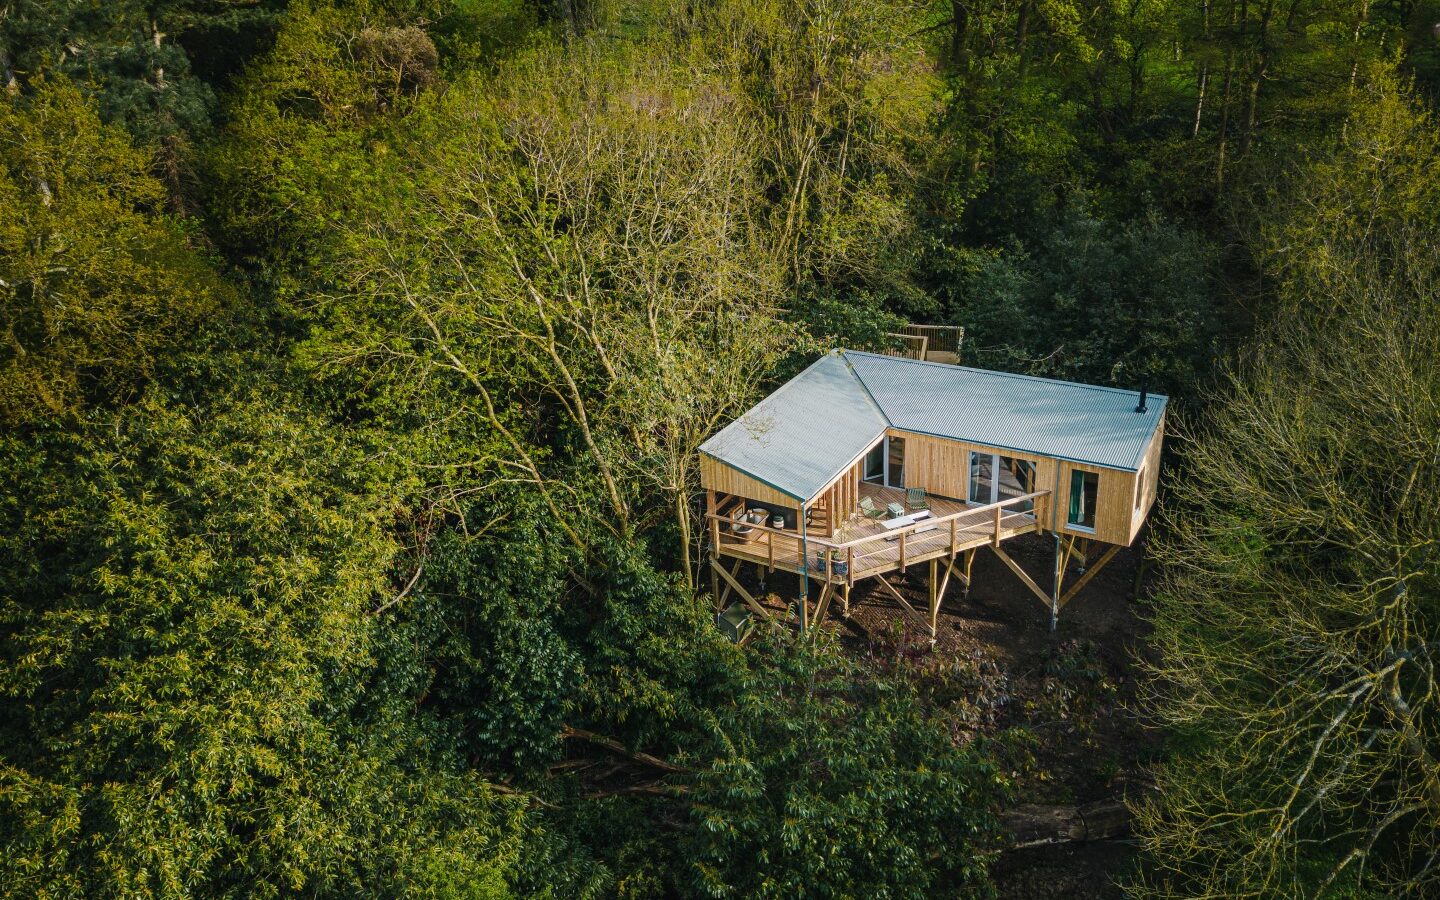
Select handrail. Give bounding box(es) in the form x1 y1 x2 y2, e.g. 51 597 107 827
704 490 1049 552
825 490 1049 550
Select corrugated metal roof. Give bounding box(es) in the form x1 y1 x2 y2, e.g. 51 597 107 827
699 352 886 501
846 351 1166 471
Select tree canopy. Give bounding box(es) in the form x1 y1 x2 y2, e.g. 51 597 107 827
1 0 1437 895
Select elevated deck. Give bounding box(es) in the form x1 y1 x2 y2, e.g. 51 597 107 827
707 483 1048 587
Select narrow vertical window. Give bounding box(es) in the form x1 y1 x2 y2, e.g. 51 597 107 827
1068 470 1098 529
968 451 993 504
863 442 885 484
886 437 905 488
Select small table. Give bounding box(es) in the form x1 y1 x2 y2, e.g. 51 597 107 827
880 509 932 531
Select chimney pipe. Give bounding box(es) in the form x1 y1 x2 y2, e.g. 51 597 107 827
1135 383 1149 414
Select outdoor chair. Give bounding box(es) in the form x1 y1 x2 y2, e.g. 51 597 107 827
906 487 931 512
858 496 887 520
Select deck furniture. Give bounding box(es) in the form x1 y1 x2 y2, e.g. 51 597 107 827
881 509 931 530
858 495 887 520
906 487 931 511
886 501 906 519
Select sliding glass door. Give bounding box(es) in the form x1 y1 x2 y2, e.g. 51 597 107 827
863 438 907 489
968 451 1036 512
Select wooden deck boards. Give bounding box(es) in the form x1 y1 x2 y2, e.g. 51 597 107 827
714 483 1041 585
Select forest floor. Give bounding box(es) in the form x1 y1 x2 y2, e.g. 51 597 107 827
737 532 1158 898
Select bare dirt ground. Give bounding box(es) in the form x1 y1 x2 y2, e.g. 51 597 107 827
735 532 1158 898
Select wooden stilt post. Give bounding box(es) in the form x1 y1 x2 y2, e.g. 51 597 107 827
813 581 836 630
962 548 976 599
1131 527 1149 599
928 558 939 643
711 557 772 622
1058 544 1121 608
798 506 810 631
710 553 722 611
1050 533 1062 632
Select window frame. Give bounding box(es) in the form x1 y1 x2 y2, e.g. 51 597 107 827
1067 468 1099 532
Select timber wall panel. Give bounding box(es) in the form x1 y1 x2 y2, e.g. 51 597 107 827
700 455 799 509
895 431 1056 514
1127 412 1165 543
1057 460 1137 546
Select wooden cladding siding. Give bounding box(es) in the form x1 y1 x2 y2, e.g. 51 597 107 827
700 454 799 509
813 458 865 538
1057 461 1138 546
897 431 1056 512
897 428 1153 548
1127 411 1164 543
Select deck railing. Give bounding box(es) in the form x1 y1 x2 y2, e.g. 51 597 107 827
898 324 964 356
708 490 1049 585
881 332 928 360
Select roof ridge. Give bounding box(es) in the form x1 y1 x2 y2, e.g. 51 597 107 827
837 349 892 426
845 349 1170 401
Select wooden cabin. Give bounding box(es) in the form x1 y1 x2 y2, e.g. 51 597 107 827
700 350 1165 636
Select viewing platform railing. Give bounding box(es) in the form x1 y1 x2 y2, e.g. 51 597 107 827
706 490 1049 587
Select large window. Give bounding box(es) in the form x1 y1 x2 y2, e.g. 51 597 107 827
969 452 1035 512
968 451 993 504
1068 470 1099 530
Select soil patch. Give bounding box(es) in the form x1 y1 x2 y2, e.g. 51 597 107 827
728 532 1158 898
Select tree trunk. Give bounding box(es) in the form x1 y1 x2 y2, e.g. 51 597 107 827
1 48 17 96
1215 52 1235 188
676 487 695 593
1015 1 1033 79
1000 800 1131 849
1238 0 1274 159
950 0 970 72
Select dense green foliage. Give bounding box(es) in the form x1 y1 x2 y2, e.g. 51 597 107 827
1136 76 1440 898
0 80 227 422
2 0 1438 895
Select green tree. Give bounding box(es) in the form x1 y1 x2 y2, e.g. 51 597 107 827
682 636 1008 898
0 378 525 897
934 202 1218 397
0 80 226 425
1133 75 1440 898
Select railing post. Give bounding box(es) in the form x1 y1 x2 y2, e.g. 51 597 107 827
847 547 854 587
992 504 1002 547
899 530 908 573
767 529 775 572
949 519 957 557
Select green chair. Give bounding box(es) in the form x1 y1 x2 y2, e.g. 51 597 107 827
906 487 931 512
858 496 887 520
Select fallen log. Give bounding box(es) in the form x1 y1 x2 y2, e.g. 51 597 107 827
1000 800 1130 850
